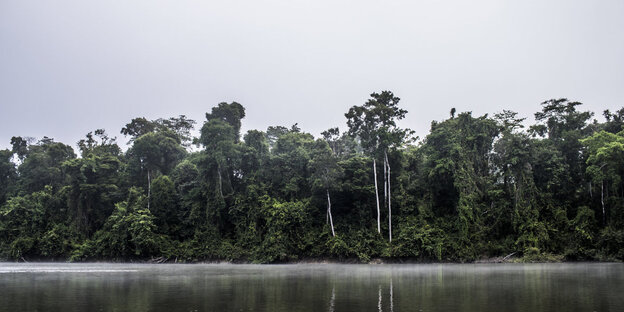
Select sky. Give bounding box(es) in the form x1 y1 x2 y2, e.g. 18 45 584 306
1 0 623 150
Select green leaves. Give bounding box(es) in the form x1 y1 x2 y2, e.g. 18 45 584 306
1 97 623 262
345 90 410 154
71 188 161 260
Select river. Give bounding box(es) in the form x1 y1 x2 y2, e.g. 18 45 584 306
0 262 622 311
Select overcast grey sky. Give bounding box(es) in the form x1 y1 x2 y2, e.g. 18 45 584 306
1 0 623 150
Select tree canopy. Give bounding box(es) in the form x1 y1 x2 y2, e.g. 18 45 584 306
1 94 623 263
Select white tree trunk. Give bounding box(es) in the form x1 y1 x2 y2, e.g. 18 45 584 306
601 179 605 224
386 151 392 242
327 189 335 237
218 164 224 199
373 158 381 233
383 154 387 207
147 169 151 211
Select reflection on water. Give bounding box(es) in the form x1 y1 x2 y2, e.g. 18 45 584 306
0 263 622 312
329 286 335 312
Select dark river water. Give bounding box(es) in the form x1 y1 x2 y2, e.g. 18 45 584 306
0 262 622 311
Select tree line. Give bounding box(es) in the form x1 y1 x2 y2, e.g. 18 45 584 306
1 92 623 263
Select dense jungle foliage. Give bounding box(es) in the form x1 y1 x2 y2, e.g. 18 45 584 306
1 92 623 263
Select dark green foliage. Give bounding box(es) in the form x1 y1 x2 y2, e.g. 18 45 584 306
71 188 161 260
0 149 16 205
1 95 623 262
150 175 179 234
122 115 196 147
392 217 445 260
15 137 76 194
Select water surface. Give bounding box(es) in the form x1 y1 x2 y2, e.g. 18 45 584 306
0 262 622 311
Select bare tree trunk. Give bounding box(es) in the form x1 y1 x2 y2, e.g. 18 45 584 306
218 164 224 199
601 179 605 225
589 181 592 198
147 169 151 211
383 153 387 208
327 189 335 237
326 208 329 224
386 151 392 242
373 158 380 233
513 183 517 210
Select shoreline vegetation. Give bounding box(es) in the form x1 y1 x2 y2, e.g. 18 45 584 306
0 254 588 264
1 92 624 264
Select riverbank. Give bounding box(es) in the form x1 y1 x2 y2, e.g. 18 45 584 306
5 253 619 265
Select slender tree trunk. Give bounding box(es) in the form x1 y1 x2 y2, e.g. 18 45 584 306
327 189 335 237
513 183 517 210
383 154 387 208
326 208 329 224
601 179 605 225
84 197 91 236
147 169 151 211
373 158 380 233
589 181 592 198
386 151 392 242
218 164 224 199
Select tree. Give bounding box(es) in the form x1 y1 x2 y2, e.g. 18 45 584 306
197 102 247 233
71 187 160 260
4 95 624 263
150 175 180 235
602 108 624 134
310 139 344 236
205 102 246 142
10 136 30 161
78 129 121 157
491 111 547 255
530 99 593 210
122 116 196 147
63 152 121 237
345 91 411 241
321 127 358 159
0 149 16 205
268 131 315 200
126 129 186 211
581 130 624 225
422 112 499 259
14 137 75 194
0 188 49 259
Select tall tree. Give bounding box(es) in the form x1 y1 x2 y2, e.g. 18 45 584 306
126 129 186 211
122 116 196 147
602 108 624 134
13 137 75 194
423 112 499 258
581 130 624 225
0 149 16 205
205 102 246 142
198 102 246 233
64 130 122 236
310 139 343 236
530 99 593 212
345 91 410 240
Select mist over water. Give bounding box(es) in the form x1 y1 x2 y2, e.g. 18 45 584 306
0 263 622 312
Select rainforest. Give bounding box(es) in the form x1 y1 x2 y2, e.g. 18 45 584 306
1 92 623 263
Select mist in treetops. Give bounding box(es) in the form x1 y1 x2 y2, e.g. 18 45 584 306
1 91 623 263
